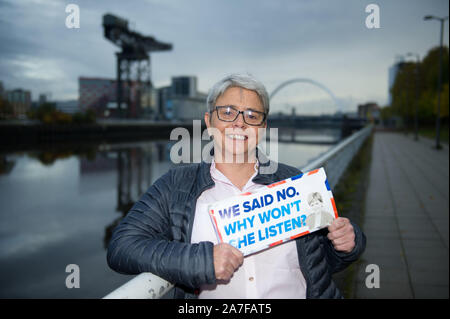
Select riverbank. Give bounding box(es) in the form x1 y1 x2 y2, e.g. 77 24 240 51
0 120 202 152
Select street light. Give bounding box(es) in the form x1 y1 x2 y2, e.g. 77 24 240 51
424 15 448 150
406 52 420 141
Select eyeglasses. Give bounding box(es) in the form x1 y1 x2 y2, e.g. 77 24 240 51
212 105 266 126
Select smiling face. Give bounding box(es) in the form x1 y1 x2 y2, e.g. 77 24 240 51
204 86 267 163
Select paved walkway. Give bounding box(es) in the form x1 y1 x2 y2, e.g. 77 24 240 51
353 132 449 298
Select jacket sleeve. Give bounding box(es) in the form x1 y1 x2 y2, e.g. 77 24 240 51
106 170 216 289
320 221 366 274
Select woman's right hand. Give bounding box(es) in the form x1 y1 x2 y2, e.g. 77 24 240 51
213 243 244 281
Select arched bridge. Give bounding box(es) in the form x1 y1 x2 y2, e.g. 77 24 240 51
268 78 365 140
269 78 342 113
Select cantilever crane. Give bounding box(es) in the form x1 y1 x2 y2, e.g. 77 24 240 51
103 13 172 118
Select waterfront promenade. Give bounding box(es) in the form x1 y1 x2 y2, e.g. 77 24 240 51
353 132 449 298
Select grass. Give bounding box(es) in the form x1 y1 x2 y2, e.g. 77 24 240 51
406 124 449 144
330 132 374 299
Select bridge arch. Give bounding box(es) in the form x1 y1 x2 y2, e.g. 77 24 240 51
269 78 341 113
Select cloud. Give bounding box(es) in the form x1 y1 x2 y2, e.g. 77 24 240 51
0 0 448 109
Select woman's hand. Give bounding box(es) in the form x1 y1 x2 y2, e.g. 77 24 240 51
327 217 356 253
213 243 244 281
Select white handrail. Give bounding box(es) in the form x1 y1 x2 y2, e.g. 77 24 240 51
301 125 373 188
103 272 173 299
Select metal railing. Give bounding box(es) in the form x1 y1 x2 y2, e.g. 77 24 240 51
103 272 173 299
103 125 373 299
301 125 373 188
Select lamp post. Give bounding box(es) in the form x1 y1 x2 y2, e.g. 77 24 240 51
406 52 420 141
424 15 448 150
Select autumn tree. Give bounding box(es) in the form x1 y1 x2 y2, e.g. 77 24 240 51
389 46 449 126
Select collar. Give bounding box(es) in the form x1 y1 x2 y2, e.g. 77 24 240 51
199 147 278 187
210 158 259 188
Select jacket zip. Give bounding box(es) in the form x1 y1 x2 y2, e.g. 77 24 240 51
186 181 215 243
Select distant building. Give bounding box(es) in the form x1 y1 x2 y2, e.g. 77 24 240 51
157 86 172 120
159 76 207 121
5 89 31 118
358 102 380 123
140 88 159 117
340 111 359 119
79 75 206 120
388 57 405 105
172 76 197 97
79 77 117 117
38 94 47 105
79 77 158 118
38 92 52 106
170 94 207 120
55 100 79 114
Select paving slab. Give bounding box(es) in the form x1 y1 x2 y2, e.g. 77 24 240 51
354 132 449 299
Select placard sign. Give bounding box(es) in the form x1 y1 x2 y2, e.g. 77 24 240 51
208 167 338 256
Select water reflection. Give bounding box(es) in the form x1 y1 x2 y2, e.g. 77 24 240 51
0 156 15 175
0 135 333 298
98 143 172 250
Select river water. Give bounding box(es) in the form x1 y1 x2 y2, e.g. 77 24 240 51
0 132 336 298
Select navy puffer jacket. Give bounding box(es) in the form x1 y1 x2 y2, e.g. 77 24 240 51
107 160 366 298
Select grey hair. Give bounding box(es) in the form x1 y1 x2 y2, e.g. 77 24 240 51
206 73 270 115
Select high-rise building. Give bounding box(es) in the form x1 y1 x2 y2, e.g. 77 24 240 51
172 76 197 97
388 57 405 105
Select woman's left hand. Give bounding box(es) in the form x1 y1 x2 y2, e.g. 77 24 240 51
327 217 355 253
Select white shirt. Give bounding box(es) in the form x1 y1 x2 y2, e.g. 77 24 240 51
190 160 307 299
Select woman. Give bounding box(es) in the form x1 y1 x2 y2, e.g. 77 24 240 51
107 73 366 299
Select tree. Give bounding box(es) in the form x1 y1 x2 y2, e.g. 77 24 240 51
390 46 449 126
0 97 14 120
27 102 96 124
390 62 417 125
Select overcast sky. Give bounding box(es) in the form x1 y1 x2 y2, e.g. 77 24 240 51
0 0 448 114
